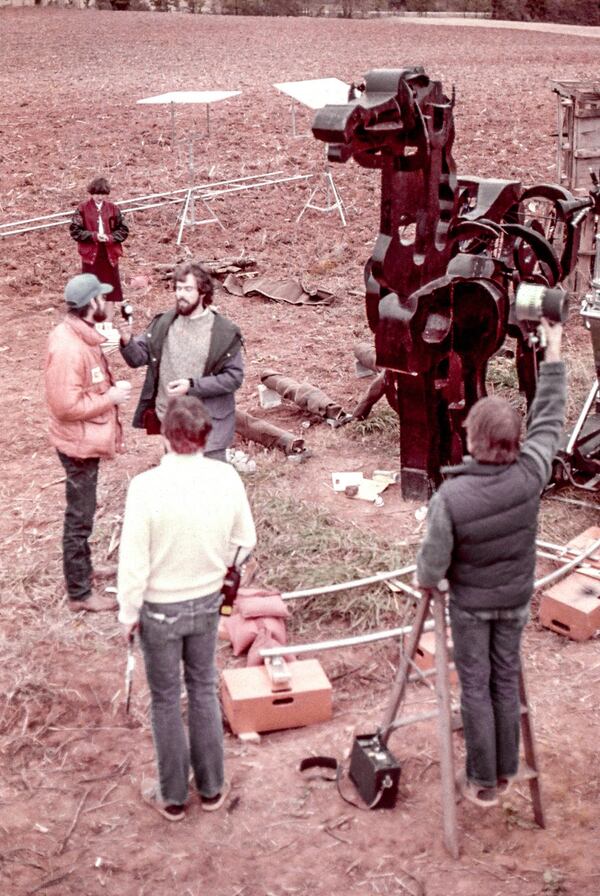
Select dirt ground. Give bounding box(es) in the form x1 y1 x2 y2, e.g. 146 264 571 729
1 9 600 896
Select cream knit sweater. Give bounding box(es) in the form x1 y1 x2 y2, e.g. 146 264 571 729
117 452 256 625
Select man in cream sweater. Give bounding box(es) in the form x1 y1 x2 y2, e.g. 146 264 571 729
118 395 256 821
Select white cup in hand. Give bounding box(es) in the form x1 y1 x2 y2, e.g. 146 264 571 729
110 381 132 405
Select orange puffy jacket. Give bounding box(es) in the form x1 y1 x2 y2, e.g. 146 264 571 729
45 315 122 460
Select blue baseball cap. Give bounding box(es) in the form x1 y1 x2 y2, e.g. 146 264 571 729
64 273 113 308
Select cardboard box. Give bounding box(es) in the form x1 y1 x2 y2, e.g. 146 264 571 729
221 659 332 735
566 526 600 570
539 572 600 641
414 629 458 685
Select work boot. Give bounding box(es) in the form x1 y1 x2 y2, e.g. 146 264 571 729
68 593 118 613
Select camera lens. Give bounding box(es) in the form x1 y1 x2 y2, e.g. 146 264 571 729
515 284 569 323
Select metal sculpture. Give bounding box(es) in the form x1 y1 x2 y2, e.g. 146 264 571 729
313 67 599 498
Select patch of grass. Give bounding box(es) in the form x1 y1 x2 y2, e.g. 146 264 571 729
348 404 399 437
244 479 416 639
486 353 520 394
537 488 599 547
344 405 400 455
307 258 340 276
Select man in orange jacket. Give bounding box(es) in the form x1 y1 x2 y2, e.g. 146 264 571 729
45 273 132 612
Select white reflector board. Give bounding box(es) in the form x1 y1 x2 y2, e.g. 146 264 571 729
273 78 350 110
137 90 241 105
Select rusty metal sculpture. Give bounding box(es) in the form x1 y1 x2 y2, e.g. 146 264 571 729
313 67 598 499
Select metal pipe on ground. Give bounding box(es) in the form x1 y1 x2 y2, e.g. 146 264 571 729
280 564 417 600
260 617 435 659
260 541 600 660
534 537 600 590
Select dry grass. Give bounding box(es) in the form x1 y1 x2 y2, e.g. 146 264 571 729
244 470 417 639
344 404 401 454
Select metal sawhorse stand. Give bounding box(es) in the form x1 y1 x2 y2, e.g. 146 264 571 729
378 583 545 858
296 162 346 227
177 186 224 244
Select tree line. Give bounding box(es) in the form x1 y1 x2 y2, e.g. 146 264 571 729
114 0 600 25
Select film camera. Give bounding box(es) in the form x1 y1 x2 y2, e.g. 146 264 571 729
514 283 569 324
513 283 569 348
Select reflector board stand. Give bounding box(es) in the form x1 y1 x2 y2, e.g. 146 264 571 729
274 78 349 226
137 90 242 146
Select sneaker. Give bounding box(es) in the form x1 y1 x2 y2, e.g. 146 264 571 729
141 779 185 822
68 593 118 613
456 771 499 808
201 779 230 812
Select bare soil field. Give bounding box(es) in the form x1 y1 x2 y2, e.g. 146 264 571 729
0 9 599 896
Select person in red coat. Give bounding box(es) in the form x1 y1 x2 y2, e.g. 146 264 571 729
70 176 129 321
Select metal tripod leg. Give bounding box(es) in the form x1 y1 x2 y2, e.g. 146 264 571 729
379 586 459 858
519 669 546 828
176 187 225 245
379 590 433 743
432 592 459 858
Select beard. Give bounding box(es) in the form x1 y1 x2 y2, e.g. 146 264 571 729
92 306 107 323
177 295 201 316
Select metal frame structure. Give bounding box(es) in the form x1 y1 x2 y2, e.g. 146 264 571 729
176 171 313 244
296 159 346 227
0 171 315 244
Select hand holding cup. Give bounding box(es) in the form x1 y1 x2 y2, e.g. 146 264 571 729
109 380 132 406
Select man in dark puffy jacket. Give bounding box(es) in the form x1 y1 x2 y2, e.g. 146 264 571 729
115 261 243 461
416 319 565 808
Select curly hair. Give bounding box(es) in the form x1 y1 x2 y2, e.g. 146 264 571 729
172 261 214 307
87 176 111 196
163 395 213 454
465 396 522 464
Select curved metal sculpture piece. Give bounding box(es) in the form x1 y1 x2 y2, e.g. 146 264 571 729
313 67 596 498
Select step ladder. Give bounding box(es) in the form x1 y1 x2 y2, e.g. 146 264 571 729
519 669 545 828
378 583 545 858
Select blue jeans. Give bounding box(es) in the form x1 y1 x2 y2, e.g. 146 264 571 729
449 602 529 789
140 592 224 806
57 450 99 601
